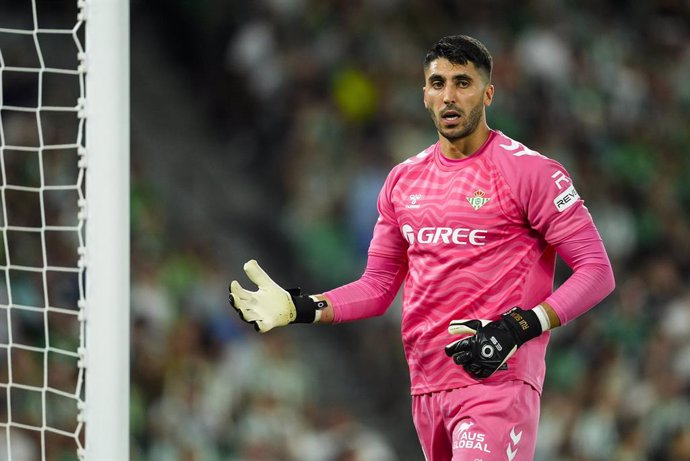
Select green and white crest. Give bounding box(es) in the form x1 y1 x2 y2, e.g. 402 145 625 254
467 190 490 210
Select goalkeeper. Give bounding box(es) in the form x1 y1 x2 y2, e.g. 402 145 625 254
229 35 614 461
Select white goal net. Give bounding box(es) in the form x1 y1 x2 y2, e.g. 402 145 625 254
0 1 129 460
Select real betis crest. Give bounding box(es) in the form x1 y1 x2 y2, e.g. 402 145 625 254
467 190 490 210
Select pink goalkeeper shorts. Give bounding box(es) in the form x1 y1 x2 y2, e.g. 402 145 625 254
412 380 540 461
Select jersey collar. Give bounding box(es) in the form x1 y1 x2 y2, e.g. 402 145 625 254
434 130 497 171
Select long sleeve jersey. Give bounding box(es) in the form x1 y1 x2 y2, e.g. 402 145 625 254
325 130 614 395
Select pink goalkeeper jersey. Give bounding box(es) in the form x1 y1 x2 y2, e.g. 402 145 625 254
365 130 593 395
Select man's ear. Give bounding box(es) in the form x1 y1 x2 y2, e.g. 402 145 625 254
423 86 428 108
484 84 494 107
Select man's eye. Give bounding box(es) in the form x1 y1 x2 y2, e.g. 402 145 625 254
431 81 443 89
458 80 470 88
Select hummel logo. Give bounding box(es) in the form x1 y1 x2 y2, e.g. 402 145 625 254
507 443 518 461
510 427 522 444
506 427 522 461
407 194 422 209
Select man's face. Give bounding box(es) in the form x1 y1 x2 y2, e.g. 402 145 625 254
423 58 493 141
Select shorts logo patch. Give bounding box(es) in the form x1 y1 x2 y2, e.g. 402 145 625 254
452 420 491 453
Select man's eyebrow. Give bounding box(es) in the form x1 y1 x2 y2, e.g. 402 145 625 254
427 72 474 82
451 73 473 81
427 73 445 82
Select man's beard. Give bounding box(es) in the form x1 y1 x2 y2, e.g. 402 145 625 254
430 102 484 141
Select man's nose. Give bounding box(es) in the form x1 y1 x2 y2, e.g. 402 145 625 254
443 87 456 104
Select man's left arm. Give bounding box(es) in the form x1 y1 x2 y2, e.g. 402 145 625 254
445 223 614 378
445 156 615 378
541 222 615 326
516 220 616 334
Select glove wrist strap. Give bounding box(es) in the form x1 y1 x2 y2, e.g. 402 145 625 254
502 307 543 346
288 288 327 323
533 304 551 331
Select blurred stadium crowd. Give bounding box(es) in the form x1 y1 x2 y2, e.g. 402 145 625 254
2 0 690 460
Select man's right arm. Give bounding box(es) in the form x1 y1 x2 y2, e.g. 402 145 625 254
320 253 407 323
228 253 406 331
295 250 408 324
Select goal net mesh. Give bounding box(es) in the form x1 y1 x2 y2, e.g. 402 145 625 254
0 1 87 459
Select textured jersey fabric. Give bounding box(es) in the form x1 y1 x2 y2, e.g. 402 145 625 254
327 130 603 395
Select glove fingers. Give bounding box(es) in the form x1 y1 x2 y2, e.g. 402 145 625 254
230 260 292 334
228 297 256 323
229 281 263 323
465 362 489 378
444 337 472 356
243 259 277 289
239 309 262 323
228 291 242 311
255 319 277 334
453 351 473 366
253 320 266 333
230 280 252 301
448 319 488 336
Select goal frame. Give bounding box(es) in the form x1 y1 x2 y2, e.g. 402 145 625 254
84 0 130 459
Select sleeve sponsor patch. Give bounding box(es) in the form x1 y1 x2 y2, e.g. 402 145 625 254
553 184 580 212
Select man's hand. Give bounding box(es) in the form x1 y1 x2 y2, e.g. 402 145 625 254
444 307 543 379
229 260 326 333
229 260 297 333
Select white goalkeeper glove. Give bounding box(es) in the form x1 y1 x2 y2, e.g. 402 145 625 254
228 260 326 333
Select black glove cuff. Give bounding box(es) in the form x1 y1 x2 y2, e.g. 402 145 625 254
287 288 327 323
501 307 543 346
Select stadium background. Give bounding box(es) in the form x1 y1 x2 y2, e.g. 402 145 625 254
2 0 690 460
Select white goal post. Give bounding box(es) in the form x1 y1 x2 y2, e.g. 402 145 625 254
0 0 129 459
84 0 130 460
